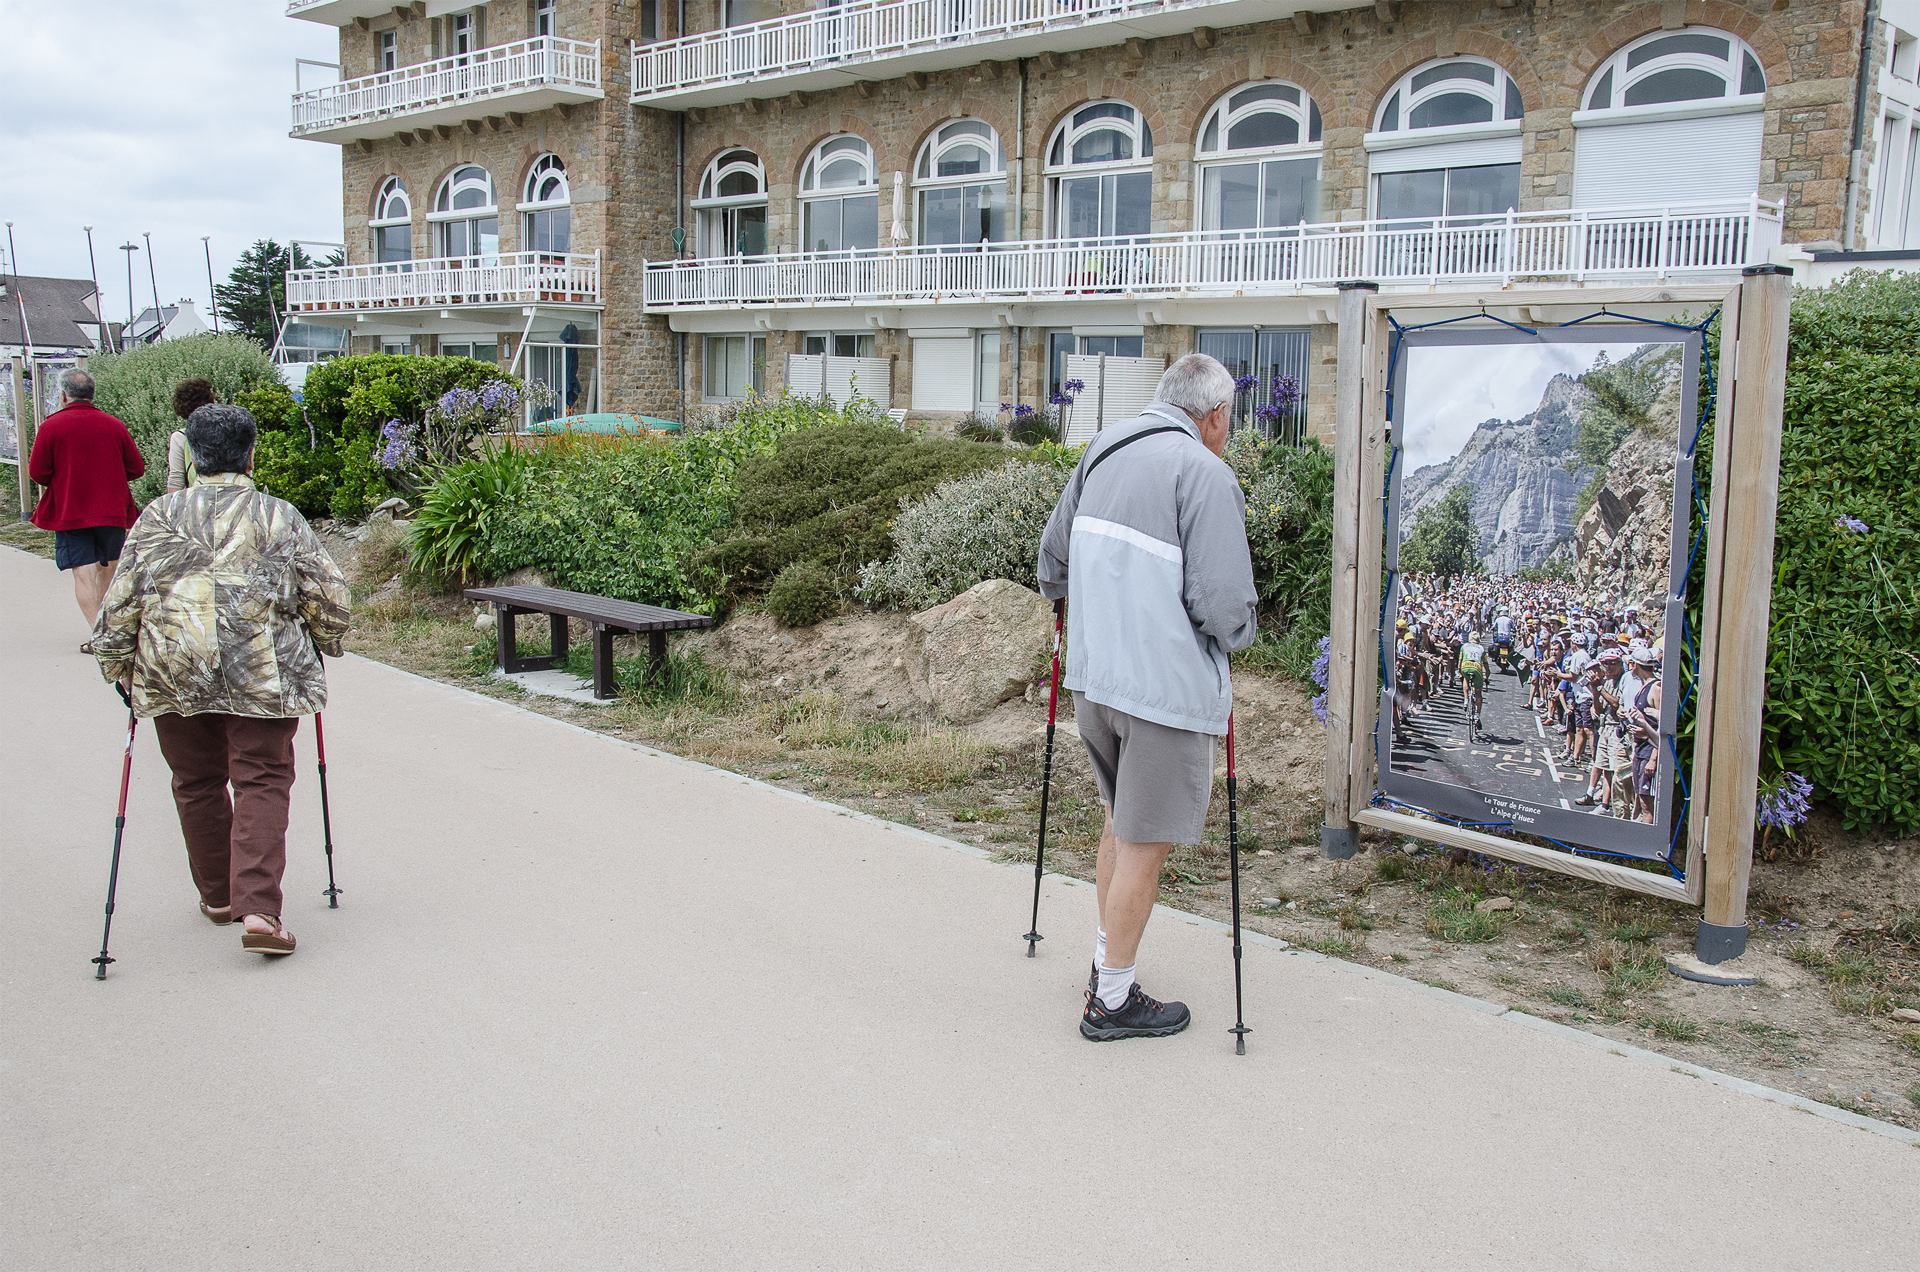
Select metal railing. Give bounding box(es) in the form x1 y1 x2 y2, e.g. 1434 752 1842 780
632 0 1229 100
643 201 1783 309
286 251 602 312
292 36 601 136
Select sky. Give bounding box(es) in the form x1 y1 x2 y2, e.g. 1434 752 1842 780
1400 339 1663 473
0 0 340 331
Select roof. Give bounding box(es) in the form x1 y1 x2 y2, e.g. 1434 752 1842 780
124 304 181 343
0 275 101 350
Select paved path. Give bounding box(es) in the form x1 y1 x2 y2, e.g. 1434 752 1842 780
3 545 1917 1271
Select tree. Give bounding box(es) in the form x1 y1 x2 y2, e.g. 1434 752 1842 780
213 239 341 347
1399 485 1481 579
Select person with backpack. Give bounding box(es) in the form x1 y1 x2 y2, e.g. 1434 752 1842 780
1036 354 1258 1042
165 378 216 493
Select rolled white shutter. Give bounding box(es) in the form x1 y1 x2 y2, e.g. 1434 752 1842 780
1368 133 1523 176
911 336 973 412
1573 113 1763 208
1063 354 1167 444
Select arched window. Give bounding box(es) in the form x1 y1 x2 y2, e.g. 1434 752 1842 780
798 135 879 253
914 119 1008 247
1196 83 1324 233
520 155 572 254
693 149 768 257
370 177 412 264
1046 101 1153 239
1573 29 1767 209
431 164 499 259
1368 59 1523 223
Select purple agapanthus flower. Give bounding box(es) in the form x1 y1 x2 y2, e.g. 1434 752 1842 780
1755 771 1813 832
1837 515 1870 534
1063 379 1085 394
1049 391 1071 407
1013 403 1036 419
999 401 1013 414
1311 634 1331 692
1311 692 1329 724
1233 374 1258 394
478 380 517 412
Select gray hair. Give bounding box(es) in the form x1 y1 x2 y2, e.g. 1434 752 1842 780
1155 353 1236 421
59 368 95 401
185 404 258 476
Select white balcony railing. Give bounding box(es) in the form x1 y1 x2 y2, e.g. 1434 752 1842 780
633 0 1273 104
643 202 1783 310
292 36 601 139
286 251 602 313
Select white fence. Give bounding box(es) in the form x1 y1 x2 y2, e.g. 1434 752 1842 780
286 251 602 312
633 0 1230 101
787 354 893 408
644 202 1782 310
292 36 601 136
1062 353 1164 444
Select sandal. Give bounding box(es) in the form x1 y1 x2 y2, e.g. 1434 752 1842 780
199 901 232 926
240 916 296 957
80 640 95 655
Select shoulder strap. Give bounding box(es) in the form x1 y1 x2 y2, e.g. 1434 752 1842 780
1081 425 1187 483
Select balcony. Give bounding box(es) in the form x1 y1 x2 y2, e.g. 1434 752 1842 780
643 202 1783 311
286 0 405 24
292 36 602 144
286 251 602 315
631 0 1354 109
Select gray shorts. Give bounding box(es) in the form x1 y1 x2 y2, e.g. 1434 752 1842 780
1075 695 1216 845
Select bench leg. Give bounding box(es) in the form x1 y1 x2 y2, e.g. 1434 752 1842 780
549 611 570 668
494 604 516 674
649 630 668 684
593 624 616 699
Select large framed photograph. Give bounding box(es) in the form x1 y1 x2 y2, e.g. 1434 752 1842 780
1376 326 1701 860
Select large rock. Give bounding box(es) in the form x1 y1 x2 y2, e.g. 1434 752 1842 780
908 579 1053 723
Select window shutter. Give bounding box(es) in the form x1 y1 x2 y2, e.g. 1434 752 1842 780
1062 354 1167 444
911 336 973 411
1573 112 1763 207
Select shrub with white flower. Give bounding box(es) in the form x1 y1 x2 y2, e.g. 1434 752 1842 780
857 460 1071 611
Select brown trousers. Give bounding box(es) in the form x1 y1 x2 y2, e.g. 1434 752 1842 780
151 713 301 920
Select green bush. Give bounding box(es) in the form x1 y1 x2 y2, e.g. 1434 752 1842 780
1228 432 1336 633
692 420 1009 600
87 334 282 504
328 432 388 523
235 379 302 434
409 441 537 586
299 353 503 439
766 560 840 627
857 461 1070 611
252 429 339 515
1762 272 1920 830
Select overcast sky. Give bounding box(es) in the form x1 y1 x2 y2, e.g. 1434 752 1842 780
1401 340 1657 473
0 0 339 330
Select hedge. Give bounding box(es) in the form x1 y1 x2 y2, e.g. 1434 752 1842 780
86 334 281 504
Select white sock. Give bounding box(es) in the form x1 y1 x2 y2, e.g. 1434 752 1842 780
1093 927 1107 970
1096 960 1136 1010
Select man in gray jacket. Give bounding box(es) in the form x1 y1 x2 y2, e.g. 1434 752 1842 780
1037 353 1259 1041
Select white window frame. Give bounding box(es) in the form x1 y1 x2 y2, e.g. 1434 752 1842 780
429 164 499 258
370 176 413 262
693 149 769 258
1366 56 1525 155
703 333 766 401
1044 101 1155 240
533 0 556 38
1195 82 1325 233
377 29 397 72
798 135 879 254
803 331 875 358
1574 26 1766 127
518 154 571 255
913 119 1009 247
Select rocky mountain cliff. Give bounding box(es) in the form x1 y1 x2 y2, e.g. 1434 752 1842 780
1569 351 1684 607
1400 371 1591 575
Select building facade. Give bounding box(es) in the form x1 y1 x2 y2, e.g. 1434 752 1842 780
285 0 1902 439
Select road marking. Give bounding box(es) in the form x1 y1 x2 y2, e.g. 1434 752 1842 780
1543 747 1563 783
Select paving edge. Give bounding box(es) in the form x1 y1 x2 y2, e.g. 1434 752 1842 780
350 652 1920 1148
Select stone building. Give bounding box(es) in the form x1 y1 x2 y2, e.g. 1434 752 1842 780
283 0 1912 439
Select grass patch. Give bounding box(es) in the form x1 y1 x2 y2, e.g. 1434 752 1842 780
1900 1033 1920 1059
1543 985 1591 1010
1644 1014 1703 1043
1425 888 1510 943
1588 940 1666 998
1291 933 1362 958
1374 852 1413 883
1336 905 1375 932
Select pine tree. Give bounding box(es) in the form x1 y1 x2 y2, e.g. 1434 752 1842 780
213 240 341 347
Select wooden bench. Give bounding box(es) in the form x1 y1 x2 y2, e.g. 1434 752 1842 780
463 584 714 700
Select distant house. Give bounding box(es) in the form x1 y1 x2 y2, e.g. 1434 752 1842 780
121 299 211 347
0 274 107 361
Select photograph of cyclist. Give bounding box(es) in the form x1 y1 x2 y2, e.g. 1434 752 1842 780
1376 330 1699 858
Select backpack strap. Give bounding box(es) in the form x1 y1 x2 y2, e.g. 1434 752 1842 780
1080 425 1188 485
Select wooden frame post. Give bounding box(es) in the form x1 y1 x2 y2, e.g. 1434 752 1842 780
1321 281 1377 859
10 356 33 519
1695 265 1793 963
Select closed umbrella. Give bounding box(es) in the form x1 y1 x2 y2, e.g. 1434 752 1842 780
891 171 908 245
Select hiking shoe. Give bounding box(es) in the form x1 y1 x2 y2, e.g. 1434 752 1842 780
1089 962 1099 998
1080 984 1191 1042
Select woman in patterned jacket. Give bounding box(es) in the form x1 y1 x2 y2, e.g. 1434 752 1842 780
92 404 351 958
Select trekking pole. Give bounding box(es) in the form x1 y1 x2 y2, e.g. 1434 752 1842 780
92 687 138 980
1226 712 1249 1054
1022 598 1065 957
315 710 341 908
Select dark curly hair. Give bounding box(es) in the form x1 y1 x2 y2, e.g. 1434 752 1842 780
171 378 216 420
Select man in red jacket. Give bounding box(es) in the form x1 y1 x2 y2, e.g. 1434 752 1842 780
27 368 144 643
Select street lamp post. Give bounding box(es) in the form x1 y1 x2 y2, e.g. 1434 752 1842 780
201 236 220 334
84 227 111 353
118 242 139 336
141 232 164 342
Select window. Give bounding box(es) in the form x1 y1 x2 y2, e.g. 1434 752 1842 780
1376 165 1519 221
447 10 477 60
1368 58 1523 222
1047 331 1143 398
533 0 555 38
639 0 659 40
803 332 874 357
442 339 497 363
378 30 397 72
381 338 411 355
1582 28 1765 113
1047 102 1154 239
521 154 572 254
725 0 781 26
974 331 1001 418
432 165 499 259
1374 57 1524 135
1196 83 1323 233
525 342 597 422
693 149 768 257
704 334 765 400
914 120 1009 247
370 177 412 264
1573 28 1768 211
1195 329 1311 440
798 136 879 253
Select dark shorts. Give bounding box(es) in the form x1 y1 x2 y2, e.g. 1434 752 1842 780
53 526 127 571
1075 695 1216 845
